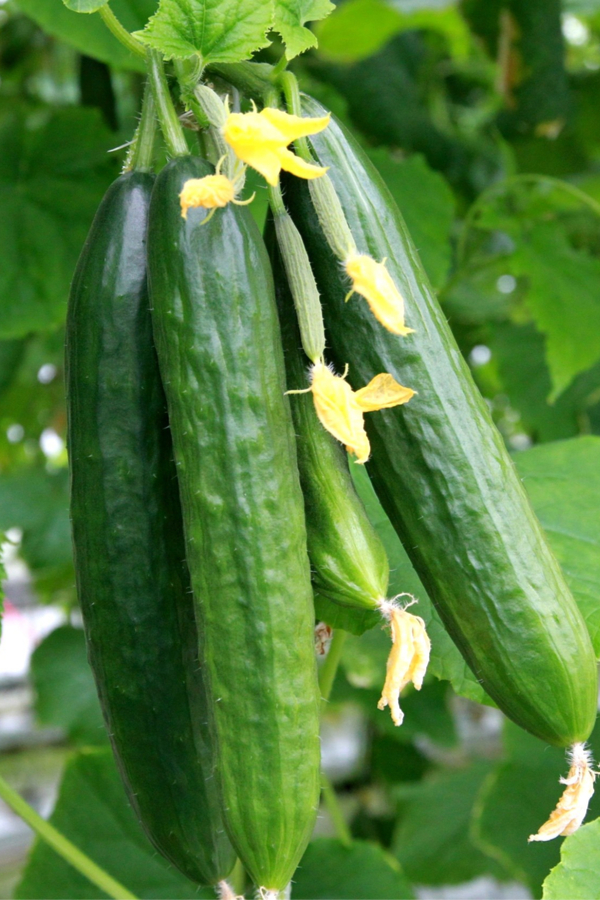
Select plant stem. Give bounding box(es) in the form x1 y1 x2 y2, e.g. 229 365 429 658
318 628 347 705
0 774 137 900
98 5 145 59
147 50 188 158
321 772 352 847
125 79 156 172
279 71 311 161
207 62 274 97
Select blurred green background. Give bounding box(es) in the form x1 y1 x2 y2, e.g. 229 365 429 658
2 0 600 897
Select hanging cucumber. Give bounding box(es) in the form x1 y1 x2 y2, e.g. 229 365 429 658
284 95 597 749
66 169 235 887
147 154 320 894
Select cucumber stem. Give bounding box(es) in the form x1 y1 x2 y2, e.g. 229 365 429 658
321 772 352 847
125 79 156 173
318 628 347 704
0 774 137 900
147 50 188 158
98 5 145 60
207 62 275 97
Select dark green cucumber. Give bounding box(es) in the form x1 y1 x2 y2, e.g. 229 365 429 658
66 172 235 886
147 157 321 892
266 216 389 615
285 97 598 747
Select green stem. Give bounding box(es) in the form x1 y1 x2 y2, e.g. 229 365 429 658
321 772 352 847
147 49 188 158
279 71 311 161
270 55 288 80
125 79 156 173
457 172 600 267
207 62 274 97
0 774 137 900
98 5 145 59
318 628 347 705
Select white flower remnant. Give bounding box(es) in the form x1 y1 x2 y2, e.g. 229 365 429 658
376 595 431 727
528 743 597 842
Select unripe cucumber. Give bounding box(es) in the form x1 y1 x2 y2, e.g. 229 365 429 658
266 216 389 615
66 172 235 885
285 97 598 748
147 156 321 892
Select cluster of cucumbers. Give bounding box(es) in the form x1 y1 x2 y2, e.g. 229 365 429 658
66 63 597 896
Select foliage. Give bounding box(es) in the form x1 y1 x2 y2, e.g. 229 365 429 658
2 0 600 898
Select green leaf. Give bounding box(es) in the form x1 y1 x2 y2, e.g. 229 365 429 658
14 0 153 69
511 223 600 401
515 436 600 656
63 0 108 13
543 818 600 899
30 626 107 746
274 0 335 59
15 748 210 899
0 107 116 339
135 0 272 63
315 0 470 63
315 592 380 636
369 149 455 290
350 465 489 704
292 838 415 899
393 760 506 885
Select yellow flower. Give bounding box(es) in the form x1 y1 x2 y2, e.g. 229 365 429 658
529 744 597 842
179 158 254 222
377 597 430 727
345 254 415 336
222 107 330 186
288 362 414 465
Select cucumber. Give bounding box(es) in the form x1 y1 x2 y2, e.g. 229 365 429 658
284 97 598 748
266 216 389 616
147 156 321 892
66 171 235 886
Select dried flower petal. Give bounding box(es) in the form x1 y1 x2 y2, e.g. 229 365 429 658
223 108 329 186
354 373 416 411
377 598 431 726
529 744 597 842
180 174 236 218
345 254 414 336
310 362 370 464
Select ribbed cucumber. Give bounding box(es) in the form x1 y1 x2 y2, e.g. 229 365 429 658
285 97 598 747
147 156 320 892
266 216 389 615
66 172 235 886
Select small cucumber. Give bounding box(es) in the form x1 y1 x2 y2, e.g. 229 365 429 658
285 97 598 748
66 172 235 886
147 156 321 893
266 216 389 617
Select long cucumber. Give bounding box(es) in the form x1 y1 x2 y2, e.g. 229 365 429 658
147 156 321 893
66 171 236 886
284 97 598 748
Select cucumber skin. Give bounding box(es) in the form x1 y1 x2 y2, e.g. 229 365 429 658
148 157 321 891
266 217 389 613
285 99 598 747
66 172 235 886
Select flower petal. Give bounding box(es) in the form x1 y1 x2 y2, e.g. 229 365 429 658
377 607 430 727
310 363 370 464
345 254 414 335
179 175 236 218
529 744 597 841
354 373 416 411
277 147 328 181
260 107 331 142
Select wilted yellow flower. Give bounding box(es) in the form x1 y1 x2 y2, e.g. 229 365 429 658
222 107 330 186
345 254 414 336
377 597 431 727
529 744 597 842
287 363 414 465
179 158 254 222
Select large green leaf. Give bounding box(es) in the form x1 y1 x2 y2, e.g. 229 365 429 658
30 626 106 746
135 0 272 62
515 436 600 656
292 838 414 899
0 107 116 339
542 818 600 899
369 150 455 290
393 760 506 885
14 0 154 69
15 749 210 899
274 0 335 59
